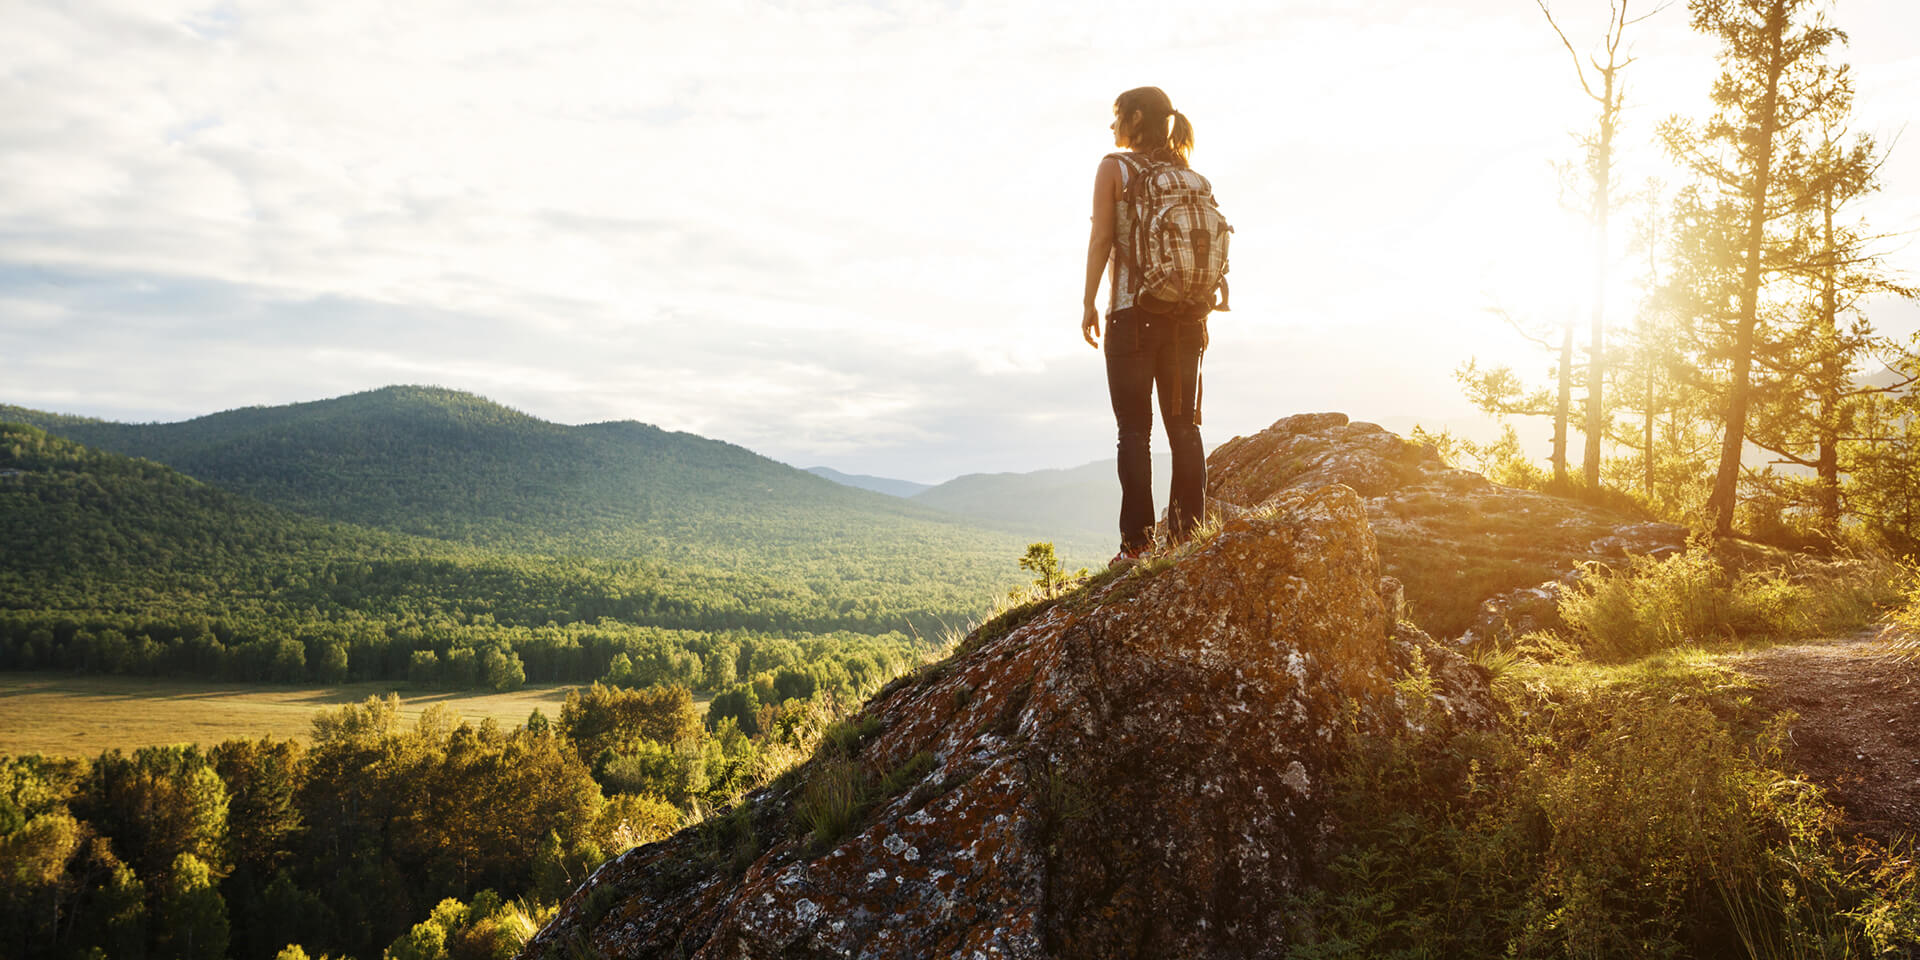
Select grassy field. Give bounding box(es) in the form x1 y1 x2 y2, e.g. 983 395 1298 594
0 672 710 758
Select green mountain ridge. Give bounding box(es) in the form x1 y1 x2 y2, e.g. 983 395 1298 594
0 386 1041 575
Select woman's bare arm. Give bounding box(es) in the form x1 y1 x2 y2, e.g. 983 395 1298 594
1082 157 1122 348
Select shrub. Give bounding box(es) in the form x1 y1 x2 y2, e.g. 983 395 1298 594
1559 544 1904 660
820 715 880 757
1288 655 1920 958
595 741 707 808
530 832 606 906
1560 547 1731 659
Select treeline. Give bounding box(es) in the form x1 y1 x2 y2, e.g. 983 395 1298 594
1456 0 1920 547
1 670 892 960
0 608 926 695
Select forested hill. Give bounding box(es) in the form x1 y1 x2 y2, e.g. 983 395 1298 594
0 386 1036 573
0 421 1004 637
0 419 411 593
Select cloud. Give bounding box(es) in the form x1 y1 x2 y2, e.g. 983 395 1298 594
2 0 1918 481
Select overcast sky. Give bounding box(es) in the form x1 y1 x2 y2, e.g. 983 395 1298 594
4 0 1918 482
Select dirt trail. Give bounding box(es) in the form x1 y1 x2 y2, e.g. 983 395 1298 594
1735 630 1920 842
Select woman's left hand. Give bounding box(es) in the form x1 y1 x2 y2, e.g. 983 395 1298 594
1082 304 1101 348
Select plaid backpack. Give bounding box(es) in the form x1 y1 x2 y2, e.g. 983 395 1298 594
1111 152 1233 316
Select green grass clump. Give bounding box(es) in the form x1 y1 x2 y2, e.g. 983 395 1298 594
795 756 870 852
696 803 760 878
819 715 881 757
535 884 622 959
877 751 934 798
1288 652 1920 959
790 710 908 853
794 722 940 853
1558 542 1905 661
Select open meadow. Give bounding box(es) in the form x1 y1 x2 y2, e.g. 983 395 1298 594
0 672 708 757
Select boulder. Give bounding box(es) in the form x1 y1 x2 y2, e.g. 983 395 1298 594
518 485 1491 960
1206 413 1689 641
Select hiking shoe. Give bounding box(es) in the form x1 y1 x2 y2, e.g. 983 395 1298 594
1109 544 1152 569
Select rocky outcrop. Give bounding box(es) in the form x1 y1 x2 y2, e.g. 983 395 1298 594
1207 413 1687 642
518 485 1491 960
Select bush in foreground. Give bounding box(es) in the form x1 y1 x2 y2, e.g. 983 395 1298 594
1291 652 1919 958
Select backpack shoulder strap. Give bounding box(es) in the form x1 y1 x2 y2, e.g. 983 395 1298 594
1103 152 1153 200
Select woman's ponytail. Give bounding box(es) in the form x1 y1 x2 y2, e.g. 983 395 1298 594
1168 109 1194 166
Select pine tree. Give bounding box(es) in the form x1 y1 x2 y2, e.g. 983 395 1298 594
1742 86 1918 537
1847 391 1920 548
1658 0 1849 535
1018 543 1085 598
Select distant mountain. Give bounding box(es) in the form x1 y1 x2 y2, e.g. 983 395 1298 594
805 466 931 498
0 414 1036 645
0 386 1029 580
909 456 1171 558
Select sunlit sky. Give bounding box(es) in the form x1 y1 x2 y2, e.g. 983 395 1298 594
5 0 1918 482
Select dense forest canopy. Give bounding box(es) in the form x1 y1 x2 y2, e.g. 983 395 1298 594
0 684 876 960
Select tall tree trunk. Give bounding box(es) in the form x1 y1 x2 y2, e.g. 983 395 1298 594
1706 0 1787 536
1815 180 1841 534
1644 363 1656 501
1554 318 1573 483
1537 0 1643 492
1584 69 1617 489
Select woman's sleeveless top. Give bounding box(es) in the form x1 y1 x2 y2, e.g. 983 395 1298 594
1108 156 1138 317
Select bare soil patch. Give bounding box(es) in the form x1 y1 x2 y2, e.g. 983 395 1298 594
1735 630 1920 842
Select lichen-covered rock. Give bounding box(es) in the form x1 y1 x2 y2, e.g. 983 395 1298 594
517 485 1490 960
1207 412 1689 640
1460 581 1566 648
1208 414 1437 502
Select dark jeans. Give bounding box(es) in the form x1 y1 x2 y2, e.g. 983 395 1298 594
1104 307 1206 551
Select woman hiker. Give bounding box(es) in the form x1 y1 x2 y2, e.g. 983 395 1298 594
1080 86 1209 567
